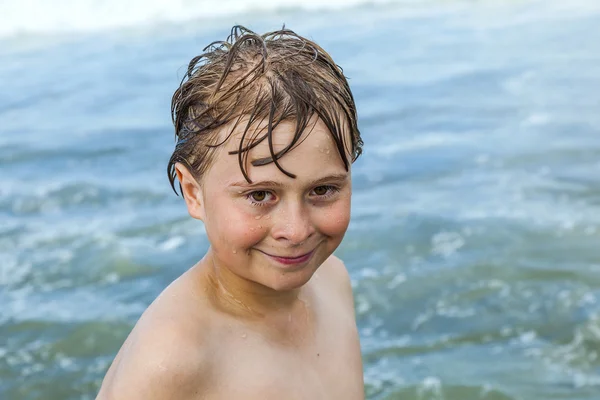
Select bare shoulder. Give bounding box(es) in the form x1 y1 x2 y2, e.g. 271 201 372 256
97 320 210 400
317 255 364 392
318 254 355 310
97 273 213 399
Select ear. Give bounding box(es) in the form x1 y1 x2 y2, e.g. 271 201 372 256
175 163 206 221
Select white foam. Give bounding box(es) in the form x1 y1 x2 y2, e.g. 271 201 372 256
158 236 185 251
0 0 403 39
431 231 465 257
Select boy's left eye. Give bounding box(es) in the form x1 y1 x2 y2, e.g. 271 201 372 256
313 186 328 196
311 185 338 197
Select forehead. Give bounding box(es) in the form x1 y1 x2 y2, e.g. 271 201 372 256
208 117 349 184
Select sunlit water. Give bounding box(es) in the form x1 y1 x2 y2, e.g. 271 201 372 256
1 0 600 399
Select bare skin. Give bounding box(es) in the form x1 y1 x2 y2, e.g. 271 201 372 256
97 255 363 399
96 119 365 399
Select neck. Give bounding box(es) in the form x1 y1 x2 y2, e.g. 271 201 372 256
200 248 308 319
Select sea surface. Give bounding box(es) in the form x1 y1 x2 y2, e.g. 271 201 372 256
1 0 600 399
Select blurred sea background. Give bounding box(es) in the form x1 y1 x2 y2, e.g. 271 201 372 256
1 0 600 399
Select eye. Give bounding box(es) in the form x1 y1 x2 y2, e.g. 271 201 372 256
311 185 339 198
313 186 329 196
246 190 275 206
251 191 268 202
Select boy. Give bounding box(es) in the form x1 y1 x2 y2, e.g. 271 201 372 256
97 25 365 399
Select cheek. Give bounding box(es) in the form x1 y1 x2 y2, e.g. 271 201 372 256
229 218 268 247
206 203 268 249
315 197 351 238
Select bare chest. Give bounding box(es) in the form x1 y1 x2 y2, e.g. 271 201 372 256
204 314 364 399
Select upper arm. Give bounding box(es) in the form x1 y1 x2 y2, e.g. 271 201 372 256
96 322 210 400
326 255 364 381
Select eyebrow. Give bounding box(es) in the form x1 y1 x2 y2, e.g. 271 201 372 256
229 173 349 188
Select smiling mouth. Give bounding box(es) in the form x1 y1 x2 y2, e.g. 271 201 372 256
258 249 316 266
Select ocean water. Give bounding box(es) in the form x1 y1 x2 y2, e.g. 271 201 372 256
2 0 600 399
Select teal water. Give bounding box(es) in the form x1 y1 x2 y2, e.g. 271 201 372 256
1 1 600 399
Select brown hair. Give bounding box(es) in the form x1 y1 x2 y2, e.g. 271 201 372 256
167 25 363 195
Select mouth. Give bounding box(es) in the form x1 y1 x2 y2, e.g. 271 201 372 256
258 249 316 266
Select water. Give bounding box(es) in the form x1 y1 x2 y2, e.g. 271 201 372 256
2 0 600 399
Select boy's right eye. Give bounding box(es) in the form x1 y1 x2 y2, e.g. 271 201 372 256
247 191 275 206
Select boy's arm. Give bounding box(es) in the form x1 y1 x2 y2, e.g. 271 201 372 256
96 322 210 400
327 254 365 394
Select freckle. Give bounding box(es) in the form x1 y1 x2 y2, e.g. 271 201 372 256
317 353 320 357
255 215 262 220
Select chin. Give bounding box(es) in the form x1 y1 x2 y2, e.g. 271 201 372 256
268 274 314 292
264 255 327 292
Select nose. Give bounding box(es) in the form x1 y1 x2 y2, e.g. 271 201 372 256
271 202 315 245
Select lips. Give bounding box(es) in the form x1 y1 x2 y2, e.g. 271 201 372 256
259 249 316 266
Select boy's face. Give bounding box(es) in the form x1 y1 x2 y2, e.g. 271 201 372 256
178 117 352 291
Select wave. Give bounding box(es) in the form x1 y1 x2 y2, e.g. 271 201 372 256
0 0 404 39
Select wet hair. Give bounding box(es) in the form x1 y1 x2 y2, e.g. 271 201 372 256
167 25 363 195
